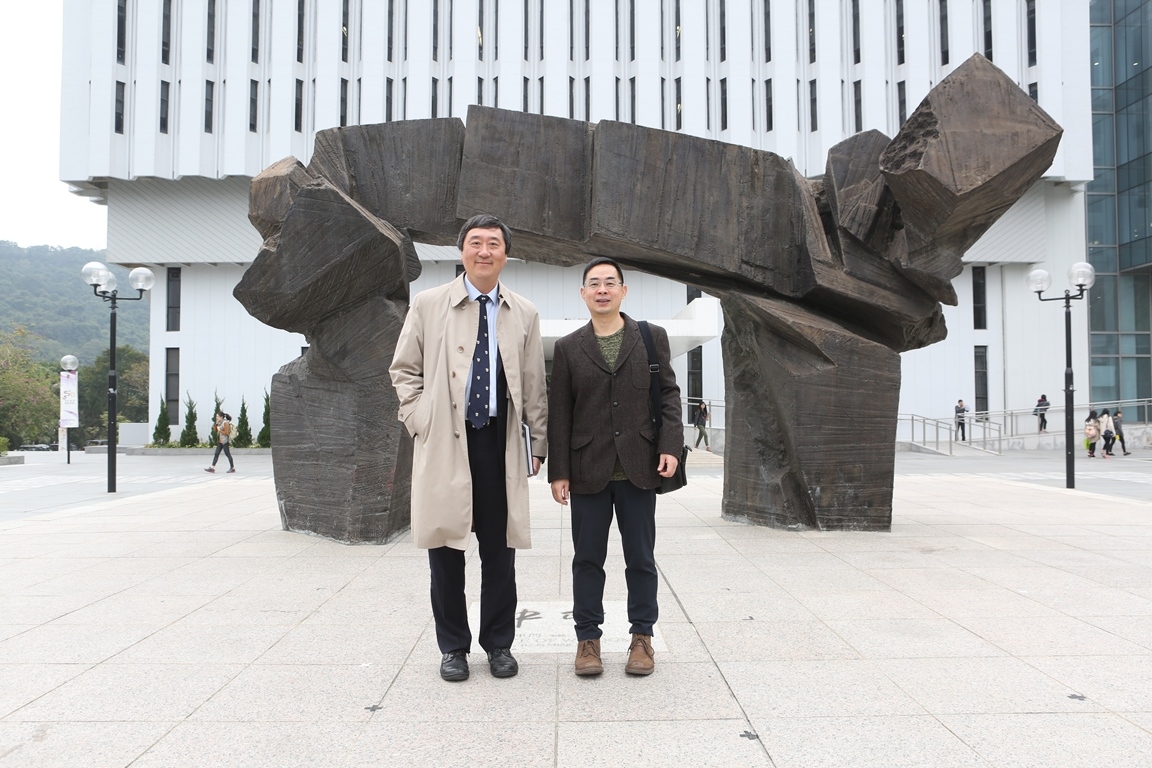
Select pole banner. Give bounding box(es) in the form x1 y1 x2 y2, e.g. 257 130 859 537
60 371 79 428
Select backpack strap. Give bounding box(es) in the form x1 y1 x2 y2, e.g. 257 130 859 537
637 321 662 434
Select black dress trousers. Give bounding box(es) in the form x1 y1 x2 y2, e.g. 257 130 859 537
427 365 517 653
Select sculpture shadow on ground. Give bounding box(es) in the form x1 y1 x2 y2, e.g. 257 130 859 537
235 54 1061 541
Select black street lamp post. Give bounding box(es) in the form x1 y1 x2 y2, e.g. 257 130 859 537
1027 261 1096 490
82 262 155 493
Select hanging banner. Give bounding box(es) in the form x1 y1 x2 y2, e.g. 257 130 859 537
59 371 79 429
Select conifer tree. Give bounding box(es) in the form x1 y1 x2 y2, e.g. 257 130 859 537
179 393 200 447
152 395 171 445
233 398 253 448
257 390 271 448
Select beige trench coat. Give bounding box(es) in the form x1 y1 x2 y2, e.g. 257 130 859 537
389 275 548 550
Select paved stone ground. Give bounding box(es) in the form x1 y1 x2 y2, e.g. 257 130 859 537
0 449 1151 766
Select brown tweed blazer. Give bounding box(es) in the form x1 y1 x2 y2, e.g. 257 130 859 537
547 314 683 494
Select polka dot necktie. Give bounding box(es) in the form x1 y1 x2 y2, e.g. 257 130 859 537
468 295 491 428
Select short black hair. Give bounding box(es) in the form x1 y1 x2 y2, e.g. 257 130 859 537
457 214 513 255
582 257 624 284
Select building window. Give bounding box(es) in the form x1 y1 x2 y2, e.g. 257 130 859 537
249 80 259 132
435 77 442 117
539 76 544 115
386 77 393 121
687 284 702 301
675 77 682 130
763 0 771 62
166 268 181 331
483 77 488 108
974 346 988 413
162 0 173 65
165 348 180 423
982 0 992 61
898 80 907 124
809 79 818 131
251 0 261 63
661 77 666 129
403 77 408 118
675 0 681 61
630 77 636 124
584 76 590 120
720 78 728 131
297 0 305 62
584 0 590 61
160 81 170 133
204 80 215 133
972 265 987 329
939 0 949 65
615 77 620 120
207 0 217 63
719 0 726 62
387 0 395 61
342 0 350 62
751 79 756 130
1026 0 1036 67
524 76 530 113
895 0 904 65
1028 82 1038 101
629 0 635 61
687 346 703 404
807 0 816 63
853 79 862 133
851 0 859 64
765 78 773 131
117 0 127 64
479 0 486 60
706 78 711 130
340 78 348 126
115 81 125 134
448 76 454 116
295 79 304 131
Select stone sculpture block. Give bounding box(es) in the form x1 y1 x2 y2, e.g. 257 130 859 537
238 53 1061 539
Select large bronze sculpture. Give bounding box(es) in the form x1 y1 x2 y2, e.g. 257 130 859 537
236 55 1061 541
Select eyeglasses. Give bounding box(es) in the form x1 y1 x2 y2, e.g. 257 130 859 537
583 279 621 290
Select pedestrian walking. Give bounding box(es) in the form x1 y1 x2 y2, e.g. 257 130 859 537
1084 410 1101 458
1034 394 1050 433
205 411 235 473
693 402 711 451
1114 408 1131 455
955 399 969 442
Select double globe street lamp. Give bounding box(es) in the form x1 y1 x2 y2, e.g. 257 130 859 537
81 262 155 493
1026 261 1096 490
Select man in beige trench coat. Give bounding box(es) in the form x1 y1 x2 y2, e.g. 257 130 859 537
390 214 548 682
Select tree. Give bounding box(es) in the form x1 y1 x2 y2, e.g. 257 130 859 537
209 390 224 445
76 345 149 444
152 394 171 445
180 393 200 447
257 390 271 448
0 327 58 445
233 397 253 448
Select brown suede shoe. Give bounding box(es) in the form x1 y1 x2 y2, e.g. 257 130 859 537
574 639 603 676
625 634 654 676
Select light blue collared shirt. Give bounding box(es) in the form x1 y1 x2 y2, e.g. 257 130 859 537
463 276 500 418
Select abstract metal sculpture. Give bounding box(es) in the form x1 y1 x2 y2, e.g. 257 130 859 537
237 55 1061 540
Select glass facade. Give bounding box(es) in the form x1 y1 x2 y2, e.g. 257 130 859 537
1089 0 1152 408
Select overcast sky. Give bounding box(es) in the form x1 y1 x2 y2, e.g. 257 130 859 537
0 2 108 251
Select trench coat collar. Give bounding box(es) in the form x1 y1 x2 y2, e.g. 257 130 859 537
577 312 642 373
449 273 506 309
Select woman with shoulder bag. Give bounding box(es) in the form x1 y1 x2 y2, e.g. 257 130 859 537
1099 408 1116 458
1084 410 1101 458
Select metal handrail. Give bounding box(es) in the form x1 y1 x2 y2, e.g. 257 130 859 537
896 413 1003 456
934 398 1152 438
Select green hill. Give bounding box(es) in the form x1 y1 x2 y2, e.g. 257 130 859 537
0 241 151 365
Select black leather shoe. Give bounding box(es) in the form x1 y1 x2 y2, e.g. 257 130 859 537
440 651 469 682
487 648 518 678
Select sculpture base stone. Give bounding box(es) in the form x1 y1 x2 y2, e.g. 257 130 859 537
271 358 412 544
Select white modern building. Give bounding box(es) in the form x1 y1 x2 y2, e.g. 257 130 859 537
61 0 1092 439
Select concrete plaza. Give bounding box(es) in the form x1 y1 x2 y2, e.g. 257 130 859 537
1 448 1151 766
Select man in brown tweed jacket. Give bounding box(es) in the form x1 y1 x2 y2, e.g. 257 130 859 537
547 257 682 678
